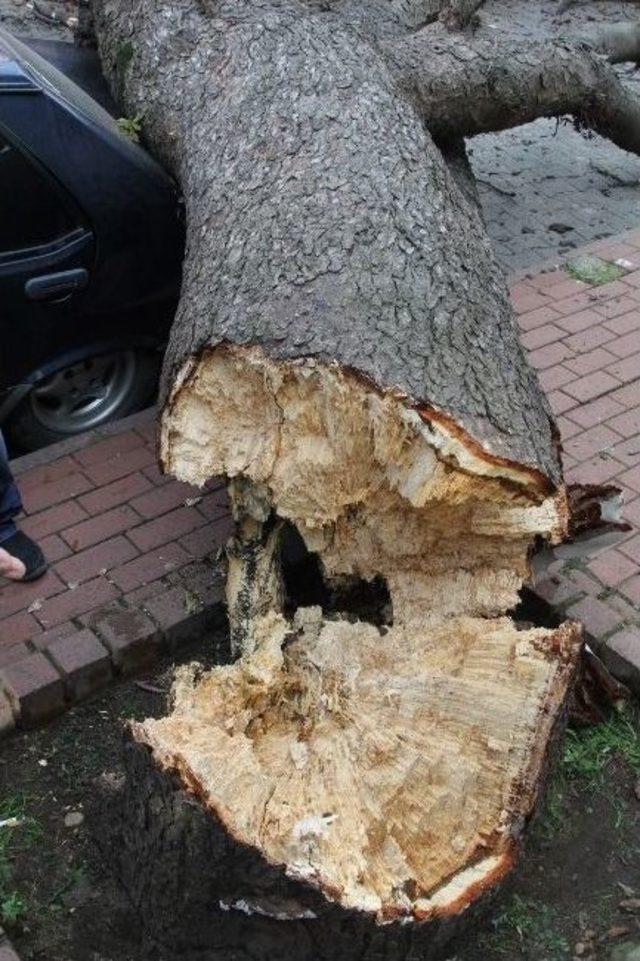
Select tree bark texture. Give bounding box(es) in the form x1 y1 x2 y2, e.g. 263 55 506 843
89 2 640 957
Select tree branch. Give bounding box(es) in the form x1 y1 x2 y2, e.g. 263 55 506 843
386 33 640 154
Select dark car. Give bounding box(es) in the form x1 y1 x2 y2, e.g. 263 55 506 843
0 27 184 452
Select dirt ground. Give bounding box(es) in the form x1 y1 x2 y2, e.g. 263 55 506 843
0 624 639 961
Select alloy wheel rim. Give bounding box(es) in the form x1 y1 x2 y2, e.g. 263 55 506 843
29 350 137 434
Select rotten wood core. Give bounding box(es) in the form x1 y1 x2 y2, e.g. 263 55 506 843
122 343 585 926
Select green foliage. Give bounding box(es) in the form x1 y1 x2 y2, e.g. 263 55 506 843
491 895 570 959
0 891 27 926
0 793 42 928
117 113 145 143
564 255 626 286
536 778 566 840
561 711 640 789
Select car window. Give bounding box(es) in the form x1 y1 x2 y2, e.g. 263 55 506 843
0 129 79 254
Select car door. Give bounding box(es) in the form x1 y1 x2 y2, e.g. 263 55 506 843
0 126 95 390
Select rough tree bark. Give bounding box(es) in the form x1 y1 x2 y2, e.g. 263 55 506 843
89 2 638 957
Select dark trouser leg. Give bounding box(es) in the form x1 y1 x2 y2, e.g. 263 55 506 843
0 431 22 545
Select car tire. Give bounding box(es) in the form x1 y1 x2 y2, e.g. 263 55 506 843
4 347 161 454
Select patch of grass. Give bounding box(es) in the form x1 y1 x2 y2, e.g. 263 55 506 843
117 112 145 143
0 793 43 928
562 711 640 789
490 895 570 959
565 255 626 286
535 776 568 841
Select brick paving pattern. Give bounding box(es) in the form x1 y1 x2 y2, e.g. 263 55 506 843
0 412 232 733
1 232 640 733
513 231 640 688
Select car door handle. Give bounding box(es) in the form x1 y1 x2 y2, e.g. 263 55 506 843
25 268 89 302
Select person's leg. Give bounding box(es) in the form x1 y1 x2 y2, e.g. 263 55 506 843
0 431 22 545
0 432 47 581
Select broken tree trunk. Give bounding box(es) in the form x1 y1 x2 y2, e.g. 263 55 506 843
89 1 639 956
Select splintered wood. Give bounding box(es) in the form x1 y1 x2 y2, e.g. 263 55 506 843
131 343 583 921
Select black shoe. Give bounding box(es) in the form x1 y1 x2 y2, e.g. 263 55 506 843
0 531 48 583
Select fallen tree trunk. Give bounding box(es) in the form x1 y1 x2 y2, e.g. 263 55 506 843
89 1 637 956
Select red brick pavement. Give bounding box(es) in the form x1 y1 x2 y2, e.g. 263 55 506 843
0 411 232 731
2 231 640 732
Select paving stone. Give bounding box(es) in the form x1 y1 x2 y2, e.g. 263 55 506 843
607 409 640 437
520 324 566 350
537 365 576 392
122 578 170 608
36 577 120 629
16 454 79 493
623 497 640 527
197 487 230 520
620 534 640 564
565 596 623 644
516 305 562 331
144 580 225 649
555 308 603 334
0 644 31 669
565 347 618 378
129 480 198 520
532 577 583 608
561 568 604 597
61 505 141 551
83 446 156 486
0 610 41 646
32 622 77 651
20 500 88 539
128 506 205 553
20 471 93 514
179 515 234 559
587 549 638 588
619 463 640 493
55 535 139 587
565 455 623 486
606 352 640 384
45 629 112 702
547 390 577 416
0 653 65 727
619 574 640 606
527 341 574 370
89 604 160 673
564 370 621 403
109 542 190 592
611 379 640 407
78 471 153 515
600 628 640 694
0 570 66 620
568 394 625 429
604 591 640 625
595 295 640 323
73 430 145 467
39 534 72 563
